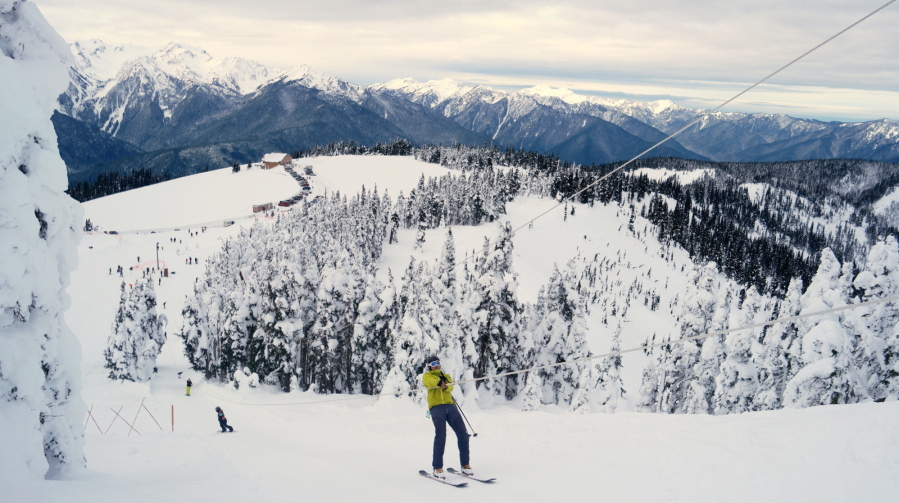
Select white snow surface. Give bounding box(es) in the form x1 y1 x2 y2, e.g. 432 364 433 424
6 155 899 501
874 185 899 215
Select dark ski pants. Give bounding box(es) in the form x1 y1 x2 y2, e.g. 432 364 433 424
219 420 233 432
430 404 469 469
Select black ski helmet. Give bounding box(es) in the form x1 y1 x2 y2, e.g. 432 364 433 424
215 406 221 412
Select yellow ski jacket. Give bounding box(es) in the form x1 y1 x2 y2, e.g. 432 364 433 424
422 369 455 410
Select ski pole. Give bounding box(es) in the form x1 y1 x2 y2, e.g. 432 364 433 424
452 397 478 437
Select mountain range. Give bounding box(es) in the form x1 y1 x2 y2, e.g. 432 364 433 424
56 40 899 184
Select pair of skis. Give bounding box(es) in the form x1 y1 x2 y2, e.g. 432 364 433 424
418 468 496 487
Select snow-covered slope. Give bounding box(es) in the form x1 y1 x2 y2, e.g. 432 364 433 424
7 154 898 501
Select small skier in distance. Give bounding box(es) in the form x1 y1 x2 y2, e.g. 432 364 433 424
186 378 192 396
422 357 471 479
215 406 234 432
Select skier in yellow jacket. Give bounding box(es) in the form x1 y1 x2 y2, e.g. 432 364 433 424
422 358 472 479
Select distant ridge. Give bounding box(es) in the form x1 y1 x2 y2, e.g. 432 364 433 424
55 40 898 185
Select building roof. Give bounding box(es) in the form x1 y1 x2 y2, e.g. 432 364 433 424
262 153 290 163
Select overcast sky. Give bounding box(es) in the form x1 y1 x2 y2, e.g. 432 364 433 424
37 0 899 122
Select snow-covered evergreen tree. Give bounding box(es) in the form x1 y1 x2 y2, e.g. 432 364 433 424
351 270 389 394
850 236 899 400
519 370 544 411
469 223 524 403
453 263 481 403
637 334 664 412
381 258 435 404
0 0 86 478
310 252 362 393
381 311 426 403
180 279 215 378
105 279 165 382
689 333 724 414
584 322 626 413
713 286 762 414
669 263 716 412
785 249 860 408
754 277 803 410
248 260 295 391
531 262 591 408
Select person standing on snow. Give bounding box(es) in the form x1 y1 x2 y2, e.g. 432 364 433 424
422 358 471 479
186 378 192 396
215 407 234 432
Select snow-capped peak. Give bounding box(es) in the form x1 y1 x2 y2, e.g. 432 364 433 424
207 57 279 95
150 42 213 80
70 39 281 97
376 77 420 90
274 64 365 101
70 39 153 80
369 78 473 106
648 99 678 114
518 85 587 104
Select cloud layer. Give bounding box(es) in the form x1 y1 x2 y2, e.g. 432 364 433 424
38 0 899 121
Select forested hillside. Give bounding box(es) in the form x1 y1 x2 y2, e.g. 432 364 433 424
171 142 899 415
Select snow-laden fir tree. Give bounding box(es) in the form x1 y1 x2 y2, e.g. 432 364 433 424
575 321 626 413
248 256 296 391
673 263 718 413
0 0 86 478
519 286 548 411
468 222 523 403
519 370 544 411
105 279 166 381
713 286 762 414
784 249 860 407
181 279 215 378
351 269 388 394
754 277 803 410
452 262 481 404
530 261 591 408
686 283 737 413
637 333 663 412
431 229 477 403
849 236 899 401
381 258 437 404
310 252 364 393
